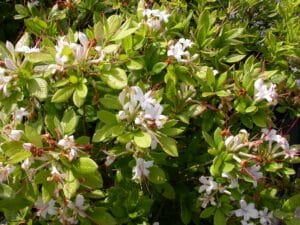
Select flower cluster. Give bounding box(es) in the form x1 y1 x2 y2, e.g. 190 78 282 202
254 78 277 104
234 199 273 225
48 32 105 73
118 86 167 130
143 9 170 29
167 38 198 63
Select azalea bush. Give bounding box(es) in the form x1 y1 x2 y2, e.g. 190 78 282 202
0 0 300 224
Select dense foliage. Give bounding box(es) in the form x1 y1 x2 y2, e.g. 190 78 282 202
0 0 299 224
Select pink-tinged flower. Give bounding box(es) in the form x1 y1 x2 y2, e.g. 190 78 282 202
234 199 259 221
0 163 15 182
67 194 88 218
199 193 216 208
259 208 273 225
198 176 218 194
48 165 65 183
254 78 277 104
34 196 57 219
246 164 263 187
132 158 153 180
58 135 78 161
8 129 24 141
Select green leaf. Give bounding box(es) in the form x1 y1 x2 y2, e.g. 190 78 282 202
63 170 79 199
200 207 216 218
134 131 152 148
112 27 137 41
73 89 85 107
73 157 98 175
99 95 122 110
225 54 246 63
26 53 53 63
245 105 258 114
0 183 15 199
52 86 75 103
202 131 215 148
24 17 48 35
102 68 127 90
148 166 167 184
157 134 178 157
0 197 31 212
15 4 29 17
89 207 117 225
42 182 55 203
28 78 48 99
93 124 124 142
180 197 192 225
252 111 267 127
97 110 118 124
7 150 31 164
25 125 42 147
127 59 143 70
283 194 300 212
206 68 215 89
152 62 167 74
214 209 226 225
61 109 79 135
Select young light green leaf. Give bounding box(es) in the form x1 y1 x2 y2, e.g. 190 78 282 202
134 131 152 148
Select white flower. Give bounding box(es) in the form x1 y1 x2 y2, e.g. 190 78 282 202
198 176 218 194
225 130 248 151
15 45 40 53
105 155 116 166
34 196 57 219
21 158 33 170
48 165 65 182
132 158 153 180
199 193 216 208
0 72 12 96
246 165 263 186
254 78 277 104
90 46 105 63
23 143 33 150
234 199 259 221
8 129 24 141
167 38 197 63
222 172 238 189
0 163 15 182
143 9 170 29
118 86 167 130
14 107 29 121
262 128 278 142
262 128 289 150
58 135 78 161
67 194 88 218
144 103 167 129
259 208 273 225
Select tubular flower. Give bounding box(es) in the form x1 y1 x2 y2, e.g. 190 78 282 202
198 176 218 194
254 78 277 104
132 158 153 180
